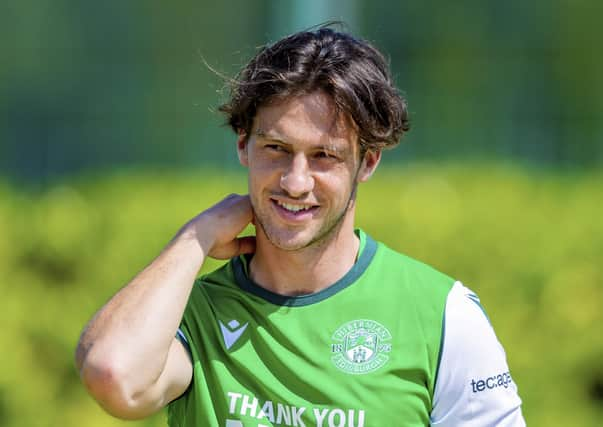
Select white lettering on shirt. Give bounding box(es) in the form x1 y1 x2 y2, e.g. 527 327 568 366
276 402 292 425
226 391 364 427
227 392 242 415
257 400 275 423
240 394 258 418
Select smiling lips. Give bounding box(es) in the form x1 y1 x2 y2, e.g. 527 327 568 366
272 198 319 218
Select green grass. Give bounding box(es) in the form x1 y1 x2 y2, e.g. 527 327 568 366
0 163 601 426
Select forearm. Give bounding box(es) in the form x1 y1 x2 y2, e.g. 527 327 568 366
75 194 254 418
76 226 206 403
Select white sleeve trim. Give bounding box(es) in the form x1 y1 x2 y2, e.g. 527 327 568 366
430 281 525 426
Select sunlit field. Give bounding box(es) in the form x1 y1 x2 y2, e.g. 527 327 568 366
1 162 601 427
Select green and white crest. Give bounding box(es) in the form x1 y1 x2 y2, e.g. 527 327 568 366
331 319 392 374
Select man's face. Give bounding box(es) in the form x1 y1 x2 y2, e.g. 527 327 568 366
237 91 380 251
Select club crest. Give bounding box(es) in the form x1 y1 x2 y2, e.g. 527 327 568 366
331 319 392 374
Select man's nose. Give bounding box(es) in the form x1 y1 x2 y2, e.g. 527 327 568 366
280 153 314 197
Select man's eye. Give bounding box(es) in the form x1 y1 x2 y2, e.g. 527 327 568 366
316 151 336 159
266 144 285 152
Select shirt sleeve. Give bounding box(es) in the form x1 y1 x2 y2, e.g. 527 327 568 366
430 281 526 426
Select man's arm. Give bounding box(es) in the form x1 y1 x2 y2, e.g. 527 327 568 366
430 281 525 426
75 194 255 420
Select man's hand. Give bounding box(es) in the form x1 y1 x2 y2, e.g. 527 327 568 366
182 194 256 260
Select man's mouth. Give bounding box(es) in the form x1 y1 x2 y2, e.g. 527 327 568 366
272 199 319 214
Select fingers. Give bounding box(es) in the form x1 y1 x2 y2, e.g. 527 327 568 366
207 235 256 260
218 194 253 224
198 194 257 259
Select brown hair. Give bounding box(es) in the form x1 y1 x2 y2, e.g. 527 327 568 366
219 26 409 152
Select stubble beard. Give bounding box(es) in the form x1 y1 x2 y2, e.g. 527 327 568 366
252 182 358 253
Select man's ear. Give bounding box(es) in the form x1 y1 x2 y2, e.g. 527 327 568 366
237 132 249 167
357 149 382 183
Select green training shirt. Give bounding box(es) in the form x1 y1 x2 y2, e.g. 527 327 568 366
168 230 456 426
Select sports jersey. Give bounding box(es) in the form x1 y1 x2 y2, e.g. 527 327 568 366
168 230 524 427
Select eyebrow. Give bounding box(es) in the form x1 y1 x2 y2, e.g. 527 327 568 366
254 129 289 144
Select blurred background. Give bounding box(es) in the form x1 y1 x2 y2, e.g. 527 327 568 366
1 1 601 426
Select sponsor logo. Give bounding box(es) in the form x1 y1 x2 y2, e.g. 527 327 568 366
330 319 392 374
471 371 514 393
219 319 248 350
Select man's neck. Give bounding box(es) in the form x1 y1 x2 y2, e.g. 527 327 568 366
248 223 360 297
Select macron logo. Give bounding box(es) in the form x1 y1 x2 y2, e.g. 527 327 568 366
219 319 248 350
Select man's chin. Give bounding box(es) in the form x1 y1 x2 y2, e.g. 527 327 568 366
265 234 313 252
258 226 321 251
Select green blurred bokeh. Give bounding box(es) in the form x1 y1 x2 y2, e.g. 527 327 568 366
2 0 602 184
1 1 602 426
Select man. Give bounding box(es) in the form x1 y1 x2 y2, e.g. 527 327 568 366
76 27 525 426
